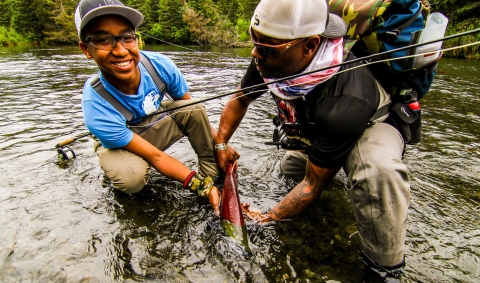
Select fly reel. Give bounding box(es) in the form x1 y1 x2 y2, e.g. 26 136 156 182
57 146 76 160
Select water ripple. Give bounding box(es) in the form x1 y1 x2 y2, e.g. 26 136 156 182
0 48 478 283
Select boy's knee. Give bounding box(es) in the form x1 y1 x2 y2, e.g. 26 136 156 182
97 147 150 194
112 175 147 194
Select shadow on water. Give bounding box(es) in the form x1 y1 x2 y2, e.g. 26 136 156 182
0 46 479 283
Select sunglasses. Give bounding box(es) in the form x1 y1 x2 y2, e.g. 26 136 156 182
85 33 138 51
249 27 306 57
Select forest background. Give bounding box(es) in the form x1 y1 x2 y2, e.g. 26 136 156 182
0 0 478 58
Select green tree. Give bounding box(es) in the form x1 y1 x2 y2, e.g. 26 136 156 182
45 0 78 44
216 0 239 25
138 0 161 41
435 0 480 59
11 0 55 43
157 0 189 43
0 0 14 27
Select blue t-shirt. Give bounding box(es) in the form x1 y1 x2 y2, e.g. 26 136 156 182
82 51 189 148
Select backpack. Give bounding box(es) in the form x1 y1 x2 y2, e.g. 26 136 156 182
331 0 439 100
90 53 168 124
329 0 446 144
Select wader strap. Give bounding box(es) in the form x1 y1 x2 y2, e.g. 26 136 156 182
370 103 390 121
370 80 392 124
90 53 168 123
91 76 134 122
139 53 168 96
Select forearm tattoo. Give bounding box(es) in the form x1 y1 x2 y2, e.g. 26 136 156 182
270 161 336 220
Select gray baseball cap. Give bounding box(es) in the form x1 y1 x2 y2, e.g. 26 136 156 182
74 0 144 37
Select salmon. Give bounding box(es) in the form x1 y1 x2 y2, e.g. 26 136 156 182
220 162 250 252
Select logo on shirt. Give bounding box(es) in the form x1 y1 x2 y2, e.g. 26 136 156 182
142 91 160 115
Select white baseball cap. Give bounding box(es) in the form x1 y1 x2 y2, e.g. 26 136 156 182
251 0 347 39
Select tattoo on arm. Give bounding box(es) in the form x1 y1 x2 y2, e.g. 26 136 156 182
269 161 338 220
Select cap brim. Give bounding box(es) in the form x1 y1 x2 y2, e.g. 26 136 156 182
321 13 347 38
78 6 144 36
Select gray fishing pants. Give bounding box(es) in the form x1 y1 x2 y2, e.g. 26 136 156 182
95 100 219 194
280 122 410 267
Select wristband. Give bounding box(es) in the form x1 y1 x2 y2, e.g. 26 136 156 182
185 173 214 198
197 176 214 197
214 143 228 151
183 171 197 189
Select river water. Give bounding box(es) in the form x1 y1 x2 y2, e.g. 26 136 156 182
0 45 478 283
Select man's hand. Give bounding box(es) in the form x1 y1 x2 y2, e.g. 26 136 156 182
241 203 273 223
268 162 340 220
215 144 240 172
208 186 221 216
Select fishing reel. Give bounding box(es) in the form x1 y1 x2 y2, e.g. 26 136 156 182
265 139 311 151
265 116 312 152
54 132 92 162
57 146 76 160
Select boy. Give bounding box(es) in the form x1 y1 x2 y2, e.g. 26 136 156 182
75 0 235 212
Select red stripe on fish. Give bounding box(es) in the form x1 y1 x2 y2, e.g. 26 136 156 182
220 162 245 226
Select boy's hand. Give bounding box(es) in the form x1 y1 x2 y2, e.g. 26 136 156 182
208 186 221 216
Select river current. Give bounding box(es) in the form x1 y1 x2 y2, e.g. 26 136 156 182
0 45 478 282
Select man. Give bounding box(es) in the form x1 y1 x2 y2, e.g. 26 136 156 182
214 0 409 281
75 0 235 213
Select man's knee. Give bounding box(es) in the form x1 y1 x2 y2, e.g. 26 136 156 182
198 159 220 179
280 151 307 180
347 123 408 183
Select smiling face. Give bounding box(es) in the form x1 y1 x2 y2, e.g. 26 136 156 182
250 28 321 79
79 14 140 94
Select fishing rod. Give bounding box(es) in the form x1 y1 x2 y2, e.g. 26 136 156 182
55 132 91 148
54 28 479 152
139 28 480 117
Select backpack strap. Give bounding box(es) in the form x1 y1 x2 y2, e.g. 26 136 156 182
91 75 134 122
139 53 168 96
90 53 168 123
370 80 391 123
377 4 423 42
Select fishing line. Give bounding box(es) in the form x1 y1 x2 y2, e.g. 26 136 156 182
56 39 480 148
57 39 480 141
137 28 480 118
55 29 480 149
130 39 480 131
143 38 480 113
138 31 201 52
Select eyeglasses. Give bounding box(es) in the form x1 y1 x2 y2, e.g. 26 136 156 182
249 27 306 57
85 33 139 51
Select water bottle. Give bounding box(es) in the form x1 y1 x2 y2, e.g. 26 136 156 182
412 12 449 69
